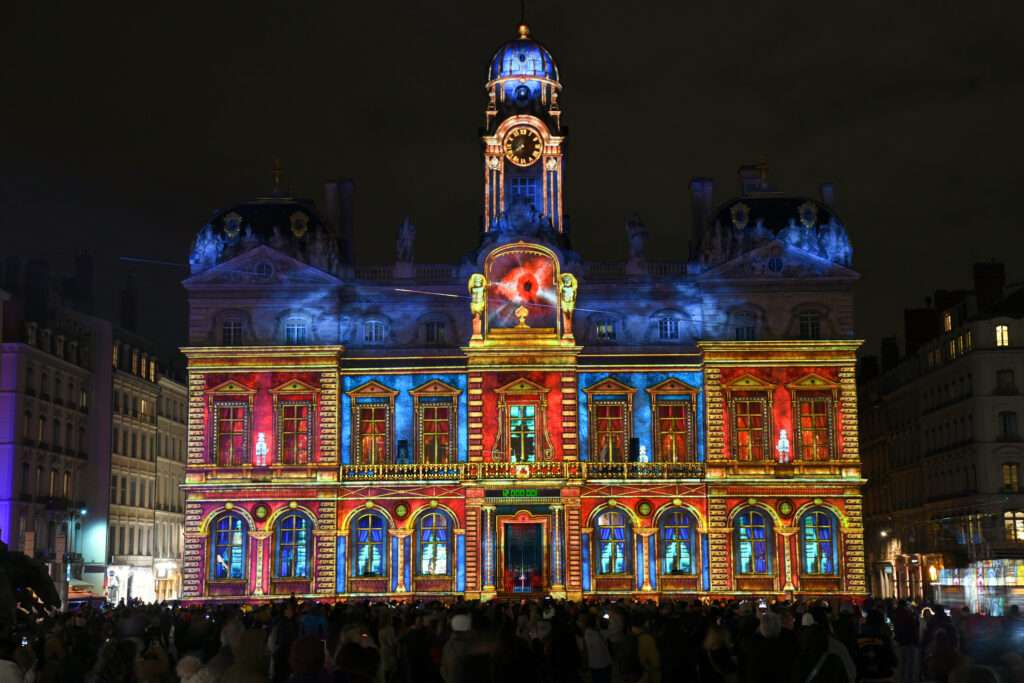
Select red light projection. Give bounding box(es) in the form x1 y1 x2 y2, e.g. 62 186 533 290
487 251 557 329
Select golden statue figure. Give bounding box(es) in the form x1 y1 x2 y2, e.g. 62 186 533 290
468 273 487 339
559 272 577 336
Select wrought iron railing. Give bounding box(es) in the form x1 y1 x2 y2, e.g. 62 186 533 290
337 460 705 482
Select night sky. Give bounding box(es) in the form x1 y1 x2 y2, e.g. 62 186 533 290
3 2 1021 361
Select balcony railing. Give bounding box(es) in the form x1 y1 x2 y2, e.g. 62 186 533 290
337 460 706 482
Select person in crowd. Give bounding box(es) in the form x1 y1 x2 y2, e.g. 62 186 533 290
582 612 612 683
700 623 737 683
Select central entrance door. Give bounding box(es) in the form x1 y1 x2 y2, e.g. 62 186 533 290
504 523 543 593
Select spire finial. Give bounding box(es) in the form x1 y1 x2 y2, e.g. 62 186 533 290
517 0 530 38
272 158 282 192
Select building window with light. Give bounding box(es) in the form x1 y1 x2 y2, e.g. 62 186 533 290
277 401 313 464
508 176 538 208
999 411 1020 441
795 396 835 460
996 324 1010 347
509 404 537 462
352 512 387 577
655 401 693 462
733 397 768 460
1003 463 1021 492
595 509 630 575
356 404 390 464
660 509 695 575
595 320 616 342
735 508 772 574
800 509 838 575
416 400 454 464
943 312 952 333
275 512 312 579
213 402 249 465
210 512 247 580
417 511 450 576
1005 511 1024 542
285 319 308 345
364 321 385 344
658 318 679 341
593 402 627 462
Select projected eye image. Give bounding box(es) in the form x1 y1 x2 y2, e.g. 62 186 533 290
487 251 557 329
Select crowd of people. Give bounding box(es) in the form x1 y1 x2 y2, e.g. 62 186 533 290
2 595 1023 683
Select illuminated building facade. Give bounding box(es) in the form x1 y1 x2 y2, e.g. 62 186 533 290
180 22 866 602
860 262 1024 614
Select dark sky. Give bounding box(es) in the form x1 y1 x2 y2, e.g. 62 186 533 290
3 1 1021 360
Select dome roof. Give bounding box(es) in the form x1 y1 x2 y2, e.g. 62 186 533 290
189 193 340 274
488 24 559 83
712 195 842 234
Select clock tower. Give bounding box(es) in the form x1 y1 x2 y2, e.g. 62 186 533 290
482 23 565 233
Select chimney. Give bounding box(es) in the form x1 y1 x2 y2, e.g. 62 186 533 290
737 164 768 195
819 183 835 207
973 261 1005 312
904 308 941 355
324 179 355 265
120 274 139 333
880 337 900 372
688 177 714 248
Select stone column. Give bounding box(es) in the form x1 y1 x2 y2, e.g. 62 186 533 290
638 527 657 592
550 504 565 594
391 528 413 593
481 505 496 598
778 526 798 593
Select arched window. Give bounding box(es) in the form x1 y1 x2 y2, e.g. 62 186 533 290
660 509 696 575
417 511 450 576
284 318 308 345
735 509 772 575
364 320 386 344
352 512 387 577
595 509 630 575
275 512 312 579
800 509 838 575
210 513 247 580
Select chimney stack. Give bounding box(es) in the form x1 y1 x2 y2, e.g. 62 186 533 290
973 261 1005 312
688 178 714 249
819 183 835 207
324 179 355 265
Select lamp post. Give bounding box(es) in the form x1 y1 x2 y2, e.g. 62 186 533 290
62 506 87 609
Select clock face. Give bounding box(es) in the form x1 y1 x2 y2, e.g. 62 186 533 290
504 127 542 167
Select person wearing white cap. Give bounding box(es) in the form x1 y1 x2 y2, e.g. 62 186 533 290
441 613 473 683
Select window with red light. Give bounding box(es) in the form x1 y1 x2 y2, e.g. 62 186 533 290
279 401 313 464
734 398 767 461
214 402 248 465
357 404 390 464
420 404 452 464
655 402 691 462
797 397 833 460
594 403 626 462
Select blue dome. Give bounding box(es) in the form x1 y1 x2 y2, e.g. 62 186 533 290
487 24 559 83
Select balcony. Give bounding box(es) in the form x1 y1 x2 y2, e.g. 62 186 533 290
336 460 707 482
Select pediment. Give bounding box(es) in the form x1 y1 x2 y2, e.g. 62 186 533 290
208 379 256 396
183 245 342 288
494 377 548 395
347 379 398 398
583 377 637 396
270 378 321 396
786 373 839 391
698 241 858 282
646 377 699 397
723 373 775 392
409 379 461 397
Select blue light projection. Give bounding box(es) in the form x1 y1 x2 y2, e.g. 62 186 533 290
578 371 705 462
340 374 469 464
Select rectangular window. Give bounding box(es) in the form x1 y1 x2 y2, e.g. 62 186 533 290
424 321 446 345
364 321 385 343
655 402 691 462
357 405 389 464
997 369 1017 394
1003 463 1020 492
996 324 1010 347
734 398 767 460
508 176 538 207
797 398 833 460
285 321 308 345
48 468 56 497
798 312 821 340
1005 512 1024 543
595 320 616 342
593 403 626 462
63 471 71 498
120 476 127 505
509 404 537 462
279 402 312 464
734 312 757 341
658 318 679 340
943 312 952 332
214 403 248 465
21 462 30 496
420 404 452 464
129 478 136 506
1000 412 1020 441
118 527 125 556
